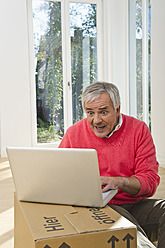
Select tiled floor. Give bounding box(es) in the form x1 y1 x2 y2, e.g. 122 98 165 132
0 157 165 248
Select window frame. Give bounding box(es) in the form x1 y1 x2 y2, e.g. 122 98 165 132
28 0 150 148
129 0 150 125
27 0 103 147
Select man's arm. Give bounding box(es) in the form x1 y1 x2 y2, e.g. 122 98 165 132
101 176 141 195
101 122 160 197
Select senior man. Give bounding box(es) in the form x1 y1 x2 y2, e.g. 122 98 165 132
59 81 165 247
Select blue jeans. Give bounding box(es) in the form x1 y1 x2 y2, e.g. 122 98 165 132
109 199 165 247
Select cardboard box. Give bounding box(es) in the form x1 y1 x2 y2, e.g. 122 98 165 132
14 194 137 248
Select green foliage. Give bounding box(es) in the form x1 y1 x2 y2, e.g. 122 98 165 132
37 118 62 143
37 118 49 128
35 1 64 141
37 127 62 143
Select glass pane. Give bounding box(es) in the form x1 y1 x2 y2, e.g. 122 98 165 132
136 0 151 127
32 0 64 143
136 0 143 121
70 3 97 123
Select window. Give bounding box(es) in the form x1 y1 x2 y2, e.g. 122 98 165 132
129 0 151 127
32 0 101 144
33 1 63 143
70 3 97 124
136 0 151 126
30 0 151 146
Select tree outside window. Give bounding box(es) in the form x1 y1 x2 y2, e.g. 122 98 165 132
33 1 97 143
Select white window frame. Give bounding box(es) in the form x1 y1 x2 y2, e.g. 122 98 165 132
129 0 150 125
27 0 103 147
129 0 137 117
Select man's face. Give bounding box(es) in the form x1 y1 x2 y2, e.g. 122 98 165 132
84 92 120 138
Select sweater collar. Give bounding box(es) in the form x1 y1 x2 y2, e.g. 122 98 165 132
105 114 123 139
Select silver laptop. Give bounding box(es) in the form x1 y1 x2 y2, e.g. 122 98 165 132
7 147 117 207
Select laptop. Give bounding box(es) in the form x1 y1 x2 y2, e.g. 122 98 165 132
7 147 117 207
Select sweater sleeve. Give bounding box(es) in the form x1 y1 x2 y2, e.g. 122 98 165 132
133 122 160 197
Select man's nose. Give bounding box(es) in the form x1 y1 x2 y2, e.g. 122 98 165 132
93 114 102 124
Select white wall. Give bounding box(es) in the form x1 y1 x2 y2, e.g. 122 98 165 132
151 0 165 165
0 0 32 157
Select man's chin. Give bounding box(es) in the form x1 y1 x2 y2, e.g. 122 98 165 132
93 130 107 138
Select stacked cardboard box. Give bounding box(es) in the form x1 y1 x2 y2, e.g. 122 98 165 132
14 194 137 248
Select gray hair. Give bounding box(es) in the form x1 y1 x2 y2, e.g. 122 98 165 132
82 81 121 110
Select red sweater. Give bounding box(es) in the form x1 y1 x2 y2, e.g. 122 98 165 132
59 114 160 205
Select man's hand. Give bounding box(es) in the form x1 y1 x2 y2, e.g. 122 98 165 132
100 176 141 195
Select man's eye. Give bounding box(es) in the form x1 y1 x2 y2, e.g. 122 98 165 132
87 111 94 116
102 111 107 115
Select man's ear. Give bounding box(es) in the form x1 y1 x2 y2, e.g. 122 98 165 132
116 106 120 116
